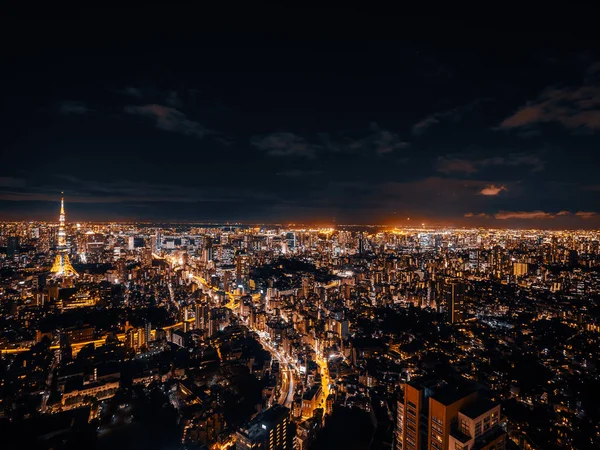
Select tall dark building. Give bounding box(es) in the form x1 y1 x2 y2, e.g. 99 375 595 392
568 249 579 267
144 321 152 344
235 405 293 450
203 236 214 263
358 236 365 255
285 232 296 249
195 300 209 330
7 236 19 257
59 333 72 363
444 279 465 324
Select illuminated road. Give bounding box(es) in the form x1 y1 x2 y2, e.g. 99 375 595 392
185 262 296 408
258 335 296 408
185 254 298 408
315 353 330 408
189 273 239 309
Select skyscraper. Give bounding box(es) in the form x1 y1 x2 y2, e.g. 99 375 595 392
285 232 296 249
50 196 78 277
7 236 19 257
358 236 365 255
144 321 152 344
203 236 214 263
444 279 465 324
194 300 206 330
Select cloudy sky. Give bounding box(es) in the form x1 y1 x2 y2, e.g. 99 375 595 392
2 7 600 227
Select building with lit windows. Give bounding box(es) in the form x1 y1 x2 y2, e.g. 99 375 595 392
513 262 528 278
396 378 506 450
235 405 293 450
443 279 465 324
301 384 322 418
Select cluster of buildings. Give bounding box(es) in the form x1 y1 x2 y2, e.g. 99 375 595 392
0 199 598 449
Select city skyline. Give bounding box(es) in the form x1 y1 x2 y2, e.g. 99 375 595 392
2 186 600 449
2 8 600 227
4 194 600 230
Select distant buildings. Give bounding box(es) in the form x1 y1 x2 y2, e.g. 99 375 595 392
2 218 600 448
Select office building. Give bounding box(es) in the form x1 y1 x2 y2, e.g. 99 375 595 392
443 279 465 324
7 236 19 257
144 321 152 345
236 405 293 450
513 262 528 277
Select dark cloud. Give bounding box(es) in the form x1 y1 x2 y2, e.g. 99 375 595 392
575 211 598 219
499 83 600 132
348 122 410 155
166 90 183 108
0 177 27 188
252 132 317 158
464 212 490 219
114 86 142 98
58 101 91 115
124 104 212 139
436 153 544 174
277 170 322 177
412 100 487 136
435 157 478 174
494 210 555 220
489 210 599 220
0 176 279 206
253 124 409 159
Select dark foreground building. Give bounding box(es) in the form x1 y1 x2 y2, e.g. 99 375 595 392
236 405 294 450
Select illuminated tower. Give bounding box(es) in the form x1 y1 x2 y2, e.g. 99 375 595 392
51 195 78 277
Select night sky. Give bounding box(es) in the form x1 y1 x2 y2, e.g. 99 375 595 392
2 7 600 227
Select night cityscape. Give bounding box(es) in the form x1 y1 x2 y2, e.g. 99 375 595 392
1 7 600 450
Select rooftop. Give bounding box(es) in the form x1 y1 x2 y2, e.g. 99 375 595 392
460 397 499 420
431 385 477 406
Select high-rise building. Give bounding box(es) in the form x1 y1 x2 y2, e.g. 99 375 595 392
448 398 504 450
235 252 248 285
235 405 293 450
59 333 72 363
155 232 162 251
141 247 153 268
513 262 528 277
285 232 296 249
443 279 465 324
222 244 235 265
50 196 78 277
194 300 206 330
144 321 152 345
395 378 506 450
358 236 365 255
7 236 19 257
203 236 214 263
